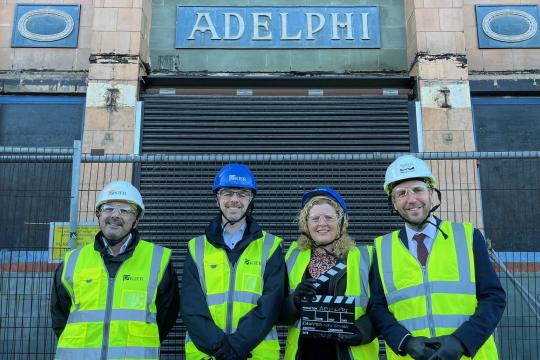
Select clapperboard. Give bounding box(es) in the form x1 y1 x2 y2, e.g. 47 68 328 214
300 262 356 339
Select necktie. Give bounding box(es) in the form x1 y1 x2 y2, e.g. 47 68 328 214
413 233 428 266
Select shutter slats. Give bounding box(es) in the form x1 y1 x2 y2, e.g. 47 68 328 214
142 95 410 154
140 94 409 355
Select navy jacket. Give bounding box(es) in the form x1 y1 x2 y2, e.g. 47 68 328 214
180 215 286 359
368 220 506 357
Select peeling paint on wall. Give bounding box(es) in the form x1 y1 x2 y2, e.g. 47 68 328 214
89 54 139 65
415 52 467 69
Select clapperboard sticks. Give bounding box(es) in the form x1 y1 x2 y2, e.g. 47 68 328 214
311 294 356 305
313 261 346 289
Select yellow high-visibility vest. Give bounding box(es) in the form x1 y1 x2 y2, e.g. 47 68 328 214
374 221 499 360
284 243 379 360
56 239 171 360
185 231 282 360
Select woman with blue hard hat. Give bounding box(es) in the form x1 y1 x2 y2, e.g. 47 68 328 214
280 187 379 360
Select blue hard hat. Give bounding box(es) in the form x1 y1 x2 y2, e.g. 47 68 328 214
213 163 257 193
301 187 348 215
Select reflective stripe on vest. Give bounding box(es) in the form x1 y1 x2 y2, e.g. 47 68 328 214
194 234 206 293
185 231 281 360
206 291 259 306
186 328 278 343
62 246 81 307
375 221 499 360
284 243 379 360
56 240 169 360
55 346 159 359
66 308 157 323
285 245 302 278
356 245 371 309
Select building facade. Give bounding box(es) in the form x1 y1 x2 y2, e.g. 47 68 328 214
1 0 539 357
1 0 539 247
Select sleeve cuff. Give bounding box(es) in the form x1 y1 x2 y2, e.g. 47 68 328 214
452 331 473 357
398 334 411 355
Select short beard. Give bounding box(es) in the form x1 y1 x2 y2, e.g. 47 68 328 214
102 221 131 246
103 232 130 247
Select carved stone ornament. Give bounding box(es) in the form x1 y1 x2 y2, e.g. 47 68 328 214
482 9 538 43
17 8 74 42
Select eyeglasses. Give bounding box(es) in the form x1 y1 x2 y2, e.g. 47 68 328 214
100 204 137 216
392 184 430 200
218 189 252 200
308 214 339 224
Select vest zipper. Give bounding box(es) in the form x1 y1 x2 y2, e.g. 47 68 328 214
101 260 124 360
226 255 237 334
423 235 437 337
422 267 436 337
409 234 436 338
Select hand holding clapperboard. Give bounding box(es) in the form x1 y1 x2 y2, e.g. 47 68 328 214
300 262 356 339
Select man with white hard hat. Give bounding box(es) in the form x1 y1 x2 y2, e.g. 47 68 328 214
368 155 505 360
51 180 179 359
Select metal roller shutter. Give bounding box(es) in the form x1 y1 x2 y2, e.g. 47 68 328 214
139 94 411 357
141 95 410 153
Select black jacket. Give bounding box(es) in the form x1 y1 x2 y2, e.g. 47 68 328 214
368 220 506 357
280 248 377 360
50 229 180 342
180 215 286 359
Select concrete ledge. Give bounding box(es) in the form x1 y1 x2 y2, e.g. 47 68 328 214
0 71 87 94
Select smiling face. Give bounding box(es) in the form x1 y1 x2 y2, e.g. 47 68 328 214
96 201 138 242
216 187 253 225
307 203 340 249
391 179 434 228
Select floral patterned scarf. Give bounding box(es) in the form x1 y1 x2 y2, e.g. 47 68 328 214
308 247 337 279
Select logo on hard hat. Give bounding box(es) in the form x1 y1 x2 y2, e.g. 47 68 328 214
399 163 415 174
108 189 127 196
228 174 248 183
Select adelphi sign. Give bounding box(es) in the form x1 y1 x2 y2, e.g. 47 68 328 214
176 6 381 49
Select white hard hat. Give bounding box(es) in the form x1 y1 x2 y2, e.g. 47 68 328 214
384 155 437 195
95 181 145 218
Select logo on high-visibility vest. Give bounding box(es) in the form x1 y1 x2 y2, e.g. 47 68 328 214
123 274 144 281
244 259 261 266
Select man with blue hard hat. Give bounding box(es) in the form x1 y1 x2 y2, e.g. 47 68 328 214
181 164 286 360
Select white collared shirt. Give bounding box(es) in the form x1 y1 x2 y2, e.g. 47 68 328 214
102 233 132 256
405 218 437 261
223 223 246 250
